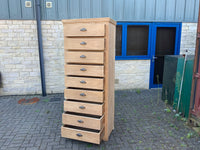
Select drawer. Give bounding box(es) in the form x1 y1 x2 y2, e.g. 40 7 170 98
65 77 103 90
65 51 104 64
61 126 104 144
63 24 105 37
64 89 104 103
65 38 104 50
62 113 104 130
64 100 104 116
65 64 104 77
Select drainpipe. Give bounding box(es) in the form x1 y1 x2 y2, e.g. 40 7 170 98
35 0 46 96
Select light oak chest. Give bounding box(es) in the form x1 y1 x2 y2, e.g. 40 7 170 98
61 18 116 144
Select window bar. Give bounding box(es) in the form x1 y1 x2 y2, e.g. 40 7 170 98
122 24 127 57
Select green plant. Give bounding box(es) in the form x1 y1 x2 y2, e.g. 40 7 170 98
87 144 93 148
181 118 187 122
164 108 171 113
157 116 161 120
121 118 127 123
165 100 168 105
46 110 50 114
136 89 141 94
174 112 182 120
168 130 173 136
174 126 179 130
180 144 187 147
181 137 184 140
187 132 193 139
122 94 127 97
35 110 40 112
127 128 130 132
42 99 49 102
130 140 134 143
139 141 143 144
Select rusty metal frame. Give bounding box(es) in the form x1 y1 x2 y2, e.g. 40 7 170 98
189 1 200 118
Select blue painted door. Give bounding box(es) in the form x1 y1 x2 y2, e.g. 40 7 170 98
149 23 182 88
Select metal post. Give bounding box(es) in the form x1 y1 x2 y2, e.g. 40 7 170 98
177 50 188 112
35 0 46 96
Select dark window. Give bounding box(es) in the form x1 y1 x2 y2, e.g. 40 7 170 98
155 27 176 56
127 25 149 56
153 27 176 85
116 25 122 56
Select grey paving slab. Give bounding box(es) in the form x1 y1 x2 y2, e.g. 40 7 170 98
0 89 200 150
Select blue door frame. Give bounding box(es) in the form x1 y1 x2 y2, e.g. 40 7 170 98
115 22 182 89
149 23 182 88
116 22 153 60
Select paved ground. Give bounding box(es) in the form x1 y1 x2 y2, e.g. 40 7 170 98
0 89 200 150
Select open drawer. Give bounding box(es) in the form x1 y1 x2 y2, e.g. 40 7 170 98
62 113 104 130
61 126 104 144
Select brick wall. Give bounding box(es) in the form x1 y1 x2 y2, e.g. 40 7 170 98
180 23 197 55
115 60 150 89
0 21 197 95
0 20 64 95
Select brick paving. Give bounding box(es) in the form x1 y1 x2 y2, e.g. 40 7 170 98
0 89 200 150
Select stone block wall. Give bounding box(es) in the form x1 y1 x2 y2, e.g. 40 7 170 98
0 20 64 95
180 23 197 55
115 60 150 90
0 21 198 95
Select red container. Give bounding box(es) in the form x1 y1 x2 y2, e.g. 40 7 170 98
190 1 200 118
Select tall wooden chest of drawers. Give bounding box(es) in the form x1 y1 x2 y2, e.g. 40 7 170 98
61 18 116 144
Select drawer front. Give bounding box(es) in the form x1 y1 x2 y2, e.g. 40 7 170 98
64 24 105 37
64 89 104 103
65 64 104 77
61 126 104 144
64 101 104 116
65 38 104 50
65 51 104 64
65 77 104 90
62 113 104 130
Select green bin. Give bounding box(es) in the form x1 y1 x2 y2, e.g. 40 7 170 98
173 55 194 118
162 55 184 105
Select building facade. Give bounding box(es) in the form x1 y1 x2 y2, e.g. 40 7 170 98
0 0 199 95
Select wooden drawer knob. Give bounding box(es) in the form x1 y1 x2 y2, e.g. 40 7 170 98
76 133 83 137
80 93 86 96
80 28 87 31
79 106 85 109
80 55 86 58
77 120 84 123
80 41 87 45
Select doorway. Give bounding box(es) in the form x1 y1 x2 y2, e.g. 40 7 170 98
149 23 182 88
